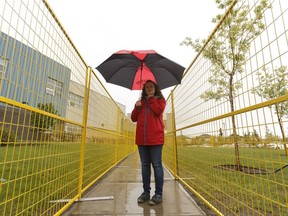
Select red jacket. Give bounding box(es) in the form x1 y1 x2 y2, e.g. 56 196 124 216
131 97 166 146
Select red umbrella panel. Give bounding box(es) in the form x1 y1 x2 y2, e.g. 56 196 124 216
96 50 185 90
132 63 156 89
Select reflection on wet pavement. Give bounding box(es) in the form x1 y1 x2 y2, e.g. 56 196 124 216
63 152 206 216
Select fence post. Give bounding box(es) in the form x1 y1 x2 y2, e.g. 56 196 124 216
171 90 179 178
78 66 92 197
115 108 121 163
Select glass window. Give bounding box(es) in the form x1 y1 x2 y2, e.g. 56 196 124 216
68 92 84 108
46 77 63 97
0 56 7 80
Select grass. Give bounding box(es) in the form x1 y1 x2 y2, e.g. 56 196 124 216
1 144 287 215
173 146 288 216
0 142 119 215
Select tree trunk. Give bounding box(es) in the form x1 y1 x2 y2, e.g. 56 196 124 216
229 75 242 171
275 104 288 156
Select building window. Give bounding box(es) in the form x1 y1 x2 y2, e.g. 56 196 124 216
46 77 63 97
0 56 7 80
68 92 84 108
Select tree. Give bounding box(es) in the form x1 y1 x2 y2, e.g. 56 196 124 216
252 66 288 155
264 126 279 146
243 129 260 147
265 127 273 143
219 128 223 136
252 129 260 143
0 128 16 145
31 103 58 132
181 0 270 170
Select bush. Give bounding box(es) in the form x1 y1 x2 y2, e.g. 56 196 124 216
31 103 58 132
0 127 16 146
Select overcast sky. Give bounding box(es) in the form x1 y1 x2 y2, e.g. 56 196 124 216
47 0 219 113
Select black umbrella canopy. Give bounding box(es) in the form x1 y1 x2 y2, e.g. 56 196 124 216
96 50 185 90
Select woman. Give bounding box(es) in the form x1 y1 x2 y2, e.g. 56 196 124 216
131 80 166 205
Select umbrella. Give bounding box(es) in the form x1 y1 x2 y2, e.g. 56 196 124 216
96 50 185 90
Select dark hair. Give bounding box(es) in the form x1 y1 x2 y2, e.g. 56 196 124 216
141 80 164 99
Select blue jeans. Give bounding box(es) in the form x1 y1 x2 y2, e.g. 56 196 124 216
138 145 164 196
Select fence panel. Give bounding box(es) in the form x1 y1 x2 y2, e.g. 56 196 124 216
0 0 135 215
164 0 288 215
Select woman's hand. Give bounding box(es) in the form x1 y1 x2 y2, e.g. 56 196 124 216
135 100 141 107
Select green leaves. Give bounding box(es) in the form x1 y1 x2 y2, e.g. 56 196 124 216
181 0 272 164
253 66 288 117
31 103 58 132
181 0 270 103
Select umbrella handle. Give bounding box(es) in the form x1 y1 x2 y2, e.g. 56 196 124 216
140 61 143 89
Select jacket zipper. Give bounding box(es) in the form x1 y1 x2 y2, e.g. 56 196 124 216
143 98 149 144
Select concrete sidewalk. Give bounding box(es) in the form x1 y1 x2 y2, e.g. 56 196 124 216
63 152 206 216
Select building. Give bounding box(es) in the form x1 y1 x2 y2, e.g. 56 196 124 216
66 80 126 136
0 31 71 117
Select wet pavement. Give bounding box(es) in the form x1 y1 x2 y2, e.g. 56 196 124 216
63 152 206 216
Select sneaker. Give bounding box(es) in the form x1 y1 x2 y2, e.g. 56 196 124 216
137 192 150 203
149 194 162 205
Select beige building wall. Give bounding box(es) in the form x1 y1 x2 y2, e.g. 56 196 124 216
66 80 126 138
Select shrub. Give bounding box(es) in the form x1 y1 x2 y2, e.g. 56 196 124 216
0 127 16 146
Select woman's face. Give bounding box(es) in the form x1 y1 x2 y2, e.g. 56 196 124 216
145 82 155 97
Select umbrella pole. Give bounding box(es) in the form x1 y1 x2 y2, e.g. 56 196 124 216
139 61 143 98
140 61 143 89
